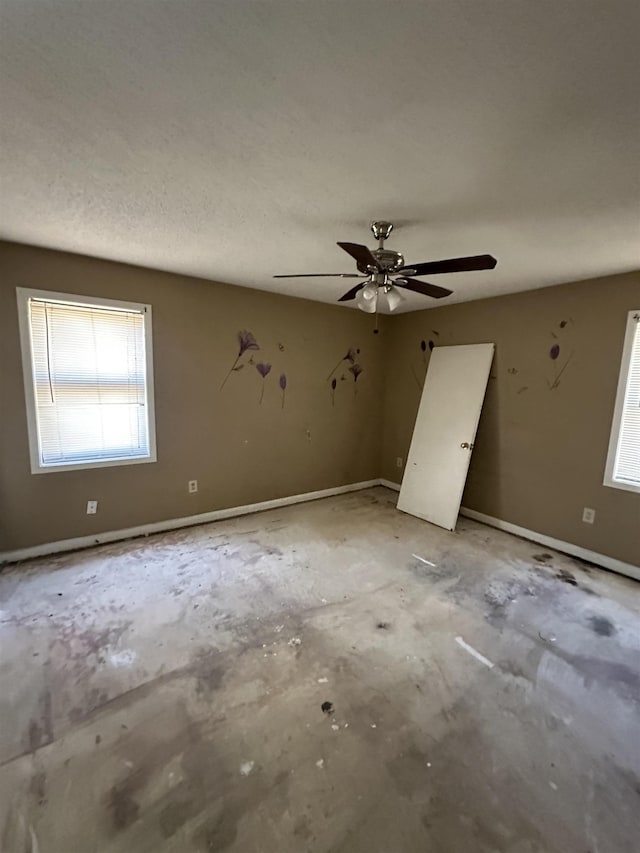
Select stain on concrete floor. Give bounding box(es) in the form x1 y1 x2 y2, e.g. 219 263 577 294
1 487 639 852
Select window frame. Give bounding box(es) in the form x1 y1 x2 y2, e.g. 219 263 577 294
603 309 640 494
17 287 157 475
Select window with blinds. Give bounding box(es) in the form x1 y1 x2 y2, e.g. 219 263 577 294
605 310 640 493
17 289 156 473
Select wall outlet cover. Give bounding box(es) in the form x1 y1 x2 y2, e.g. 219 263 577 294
396 457 403 468
86 500 98 515
188 480 198 493
582 507 596 524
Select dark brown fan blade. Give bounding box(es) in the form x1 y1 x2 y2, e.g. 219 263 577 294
337 242 381 272
273 273 363 279
394 277 453 299
338 281 367 302
399 254 497 276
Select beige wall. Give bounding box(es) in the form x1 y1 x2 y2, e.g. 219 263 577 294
0 242 383 551
380 272 640 566
2 241 638 567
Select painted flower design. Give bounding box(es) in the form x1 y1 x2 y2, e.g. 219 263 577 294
256 362 272 404
548 340 574 390
419 338 434 369
349 363 363 397
239 331 259 356
221 330 260 389
327 346 358 381
279 373 287 409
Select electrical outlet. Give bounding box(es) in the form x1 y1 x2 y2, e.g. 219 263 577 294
396 457 403 468
582 507 596 524
86 500 98 515
188 480 198 494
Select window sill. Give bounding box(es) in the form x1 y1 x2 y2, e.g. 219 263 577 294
603 477 640 495
30 454 157 475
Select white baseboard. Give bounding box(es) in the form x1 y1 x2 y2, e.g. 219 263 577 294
458 507 640 581
4 478 638 583
379 478 401 491
0 479 380 565
376 480 639 581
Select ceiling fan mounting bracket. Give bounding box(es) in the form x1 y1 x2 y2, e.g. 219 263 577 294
371 220 394 245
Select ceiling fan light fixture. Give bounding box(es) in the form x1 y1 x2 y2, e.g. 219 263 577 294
355 282 378 313
383 285 405 312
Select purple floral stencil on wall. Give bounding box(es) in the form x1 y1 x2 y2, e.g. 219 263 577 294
327 346 362 404
256 362 272 404
221 330 260 389
327 347 358 381
279 373 287 409
547 320 575 390
349 364 363 396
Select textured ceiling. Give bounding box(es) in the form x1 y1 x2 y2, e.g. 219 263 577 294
1 1 639 313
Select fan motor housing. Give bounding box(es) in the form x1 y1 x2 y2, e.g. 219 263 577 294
372 248 404 272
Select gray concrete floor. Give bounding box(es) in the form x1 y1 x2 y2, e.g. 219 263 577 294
1 486 639 853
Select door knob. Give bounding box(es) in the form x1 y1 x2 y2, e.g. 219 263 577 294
460 442 474 449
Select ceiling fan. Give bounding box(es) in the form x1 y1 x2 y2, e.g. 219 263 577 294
274 221 497 313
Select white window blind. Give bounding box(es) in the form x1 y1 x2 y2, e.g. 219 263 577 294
18 290 156 472
605 311 640 492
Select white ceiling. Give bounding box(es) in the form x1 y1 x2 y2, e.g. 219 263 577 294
1 1 639 313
